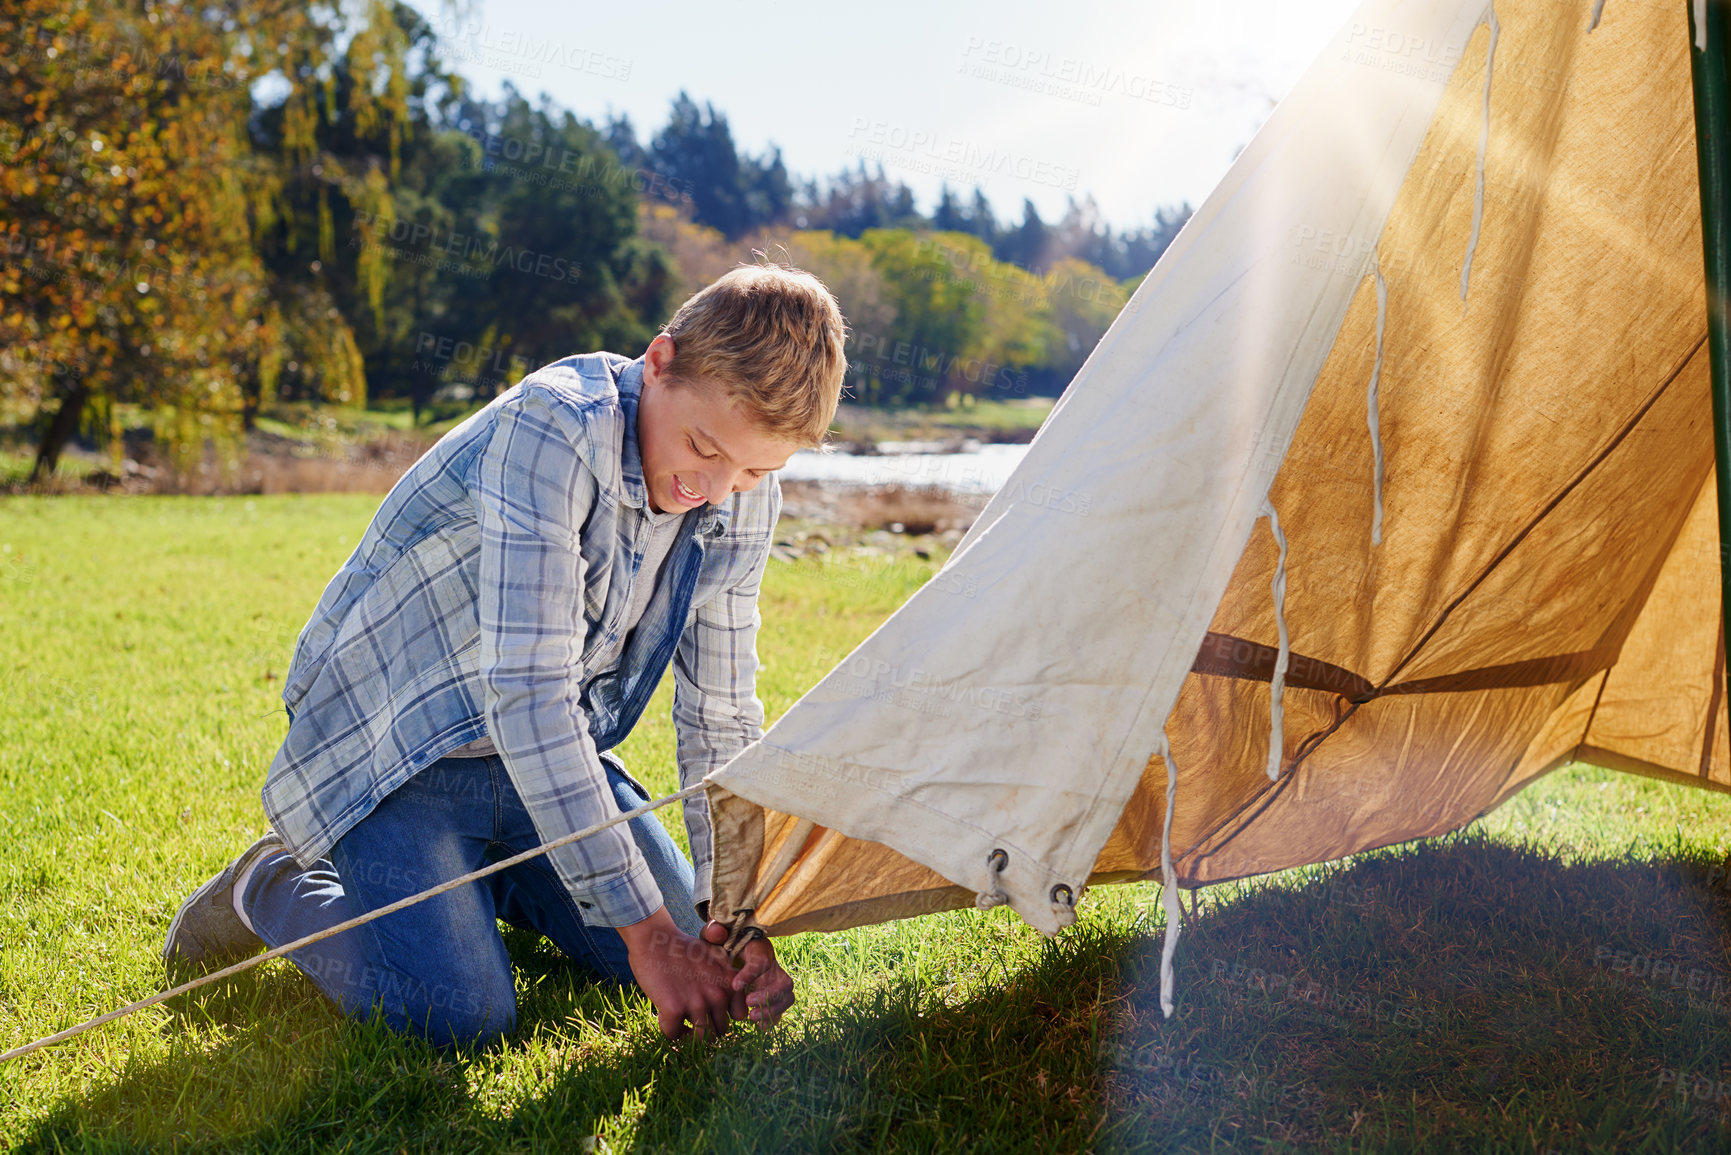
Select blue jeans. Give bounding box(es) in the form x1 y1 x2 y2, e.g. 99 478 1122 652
239 753 702 1050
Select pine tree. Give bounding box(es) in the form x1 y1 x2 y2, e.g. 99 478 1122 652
932 185 968 234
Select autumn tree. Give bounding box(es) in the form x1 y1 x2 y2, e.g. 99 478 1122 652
246 0 458 423
856 228 987 405
1038 255 1130 392
0 0 412 480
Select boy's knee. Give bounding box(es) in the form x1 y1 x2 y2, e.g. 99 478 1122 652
421 984 518 1050
417 964 518 1048
349 964 518 1050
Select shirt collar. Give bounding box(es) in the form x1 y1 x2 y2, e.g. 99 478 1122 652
616 356 649 511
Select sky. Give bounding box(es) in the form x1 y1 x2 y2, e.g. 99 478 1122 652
400 0 1363 233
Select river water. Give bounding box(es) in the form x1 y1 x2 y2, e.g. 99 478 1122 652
779 443 1030 495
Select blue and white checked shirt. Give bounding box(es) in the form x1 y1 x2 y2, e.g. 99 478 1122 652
261 352 778 926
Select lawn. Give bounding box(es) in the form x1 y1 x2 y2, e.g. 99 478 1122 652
3 495 1731 1152
826 398 1056 448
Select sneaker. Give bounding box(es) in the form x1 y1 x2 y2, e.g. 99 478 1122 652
162 830 287 973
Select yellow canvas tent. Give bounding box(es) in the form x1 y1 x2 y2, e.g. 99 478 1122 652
702 0 1731 1010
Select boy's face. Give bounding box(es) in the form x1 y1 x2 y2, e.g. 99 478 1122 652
638 335 801 514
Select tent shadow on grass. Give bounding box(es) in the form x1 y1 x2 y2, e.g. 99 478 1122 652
16 835 1731 1153
1104 834 1731 1153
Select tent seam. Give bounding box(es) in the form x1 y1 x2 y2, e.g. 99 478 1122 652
1701 625 1725 777
1192 338 1706 871
1378 334 1707 690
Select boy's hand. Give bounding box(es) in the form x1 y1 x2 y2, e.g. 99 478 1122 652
701 920 796 1027
618 907 740 1040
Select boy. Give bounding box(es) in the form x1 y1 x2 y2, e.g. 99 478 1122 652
162 264 848 1048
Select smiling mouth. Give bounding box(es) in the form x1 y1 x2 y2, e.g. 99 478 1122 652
673 476 704 505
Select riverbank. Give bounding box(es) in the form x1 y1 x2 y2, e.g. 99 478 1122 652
774 480 987 559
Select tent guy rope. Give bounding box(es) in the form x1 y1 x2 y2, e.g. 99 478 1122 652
1367 256 1388 546
1460 2 1500 301
1157 731 1183 1019
1262 499 1290 782
0 782 707 1065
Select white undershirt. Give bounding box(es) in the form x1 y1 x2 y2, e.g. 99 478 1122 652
449 504 686 759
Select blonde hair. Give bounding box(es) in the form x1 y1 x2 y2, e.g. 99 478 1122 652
659 263 848 446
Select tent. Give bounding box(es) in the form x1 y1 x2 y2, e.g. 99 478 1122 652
702 0 1731 1009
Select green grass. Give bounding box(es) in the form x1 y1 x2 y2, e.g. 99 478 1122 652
0 450 104 486
921 398 1055 431
828 398 1055 446
4 495 1731 1151
253 400 488 442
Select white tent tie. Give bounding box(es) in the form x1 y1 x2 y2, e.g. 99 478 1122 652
1367 256 1388 546
1461 2 1500 302
1263 500 1290 781
1158 732 1183 1019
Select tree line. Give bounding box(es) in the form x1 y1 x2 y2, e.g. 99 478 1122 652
0 0 1191 480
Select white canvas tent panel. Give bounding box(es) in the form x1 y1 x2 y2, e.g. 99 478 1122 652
705 0 1727 943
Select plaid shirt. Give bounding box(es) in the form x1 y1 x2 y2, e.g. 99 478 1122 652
261 352 777 926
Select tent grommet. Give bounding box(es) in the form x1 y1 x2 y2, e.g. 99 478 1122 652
1051 883 1074 908
976 849 1010 911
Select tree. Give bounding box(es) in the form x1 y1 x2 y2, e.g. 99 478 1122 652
604 112 648 173
1039 256 1130 393
800 163 925 238
244 0 439 423
741 145 793 234
472 91 673 372
652 94 743 233
0 0 413 480
994 198 1051 272
637 203 738 302
966 189 1000 248
645 93 790 240
857 228 987 405
251 38 675 422
770 230 896 399
932 185 968 234
1064 199 1192 280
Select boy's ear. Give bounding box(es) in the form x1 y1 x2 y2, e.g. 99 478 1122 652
644 334 676 385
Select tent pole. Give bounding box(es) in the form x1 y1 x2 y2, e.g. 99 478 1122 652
1690 0 1731 728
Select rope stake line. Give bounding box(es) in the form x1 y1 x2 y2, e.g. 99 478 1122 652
0 782 707 1066
1157 731 1183 1019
